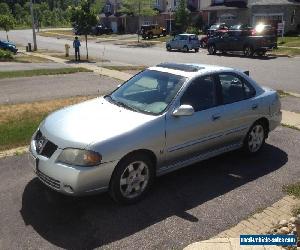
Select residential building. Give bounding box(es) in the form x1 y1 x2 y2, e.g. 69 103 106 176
201 0 300 33
99 0 300 34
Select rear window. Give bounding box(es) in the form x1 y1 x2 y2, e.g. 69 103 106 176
189 35 199 40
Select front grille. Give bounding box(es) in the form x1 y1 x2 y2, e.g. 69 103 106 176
37 170 60 190
35 130 58 158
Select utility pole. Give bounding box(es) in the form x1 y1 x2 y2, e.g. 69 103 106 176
166 1 172 34
138 1 141 43
30 0 37 51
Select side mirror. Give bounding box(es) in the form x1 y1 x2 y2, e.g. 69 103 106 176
172 105 194 117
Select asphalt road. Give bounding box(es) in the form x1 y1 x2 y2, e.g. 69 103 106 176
1 30 300 93
0 126 299 249
0 73 121 104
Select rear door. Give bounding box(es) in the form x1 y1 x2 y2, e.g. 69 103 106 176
215 72 259 145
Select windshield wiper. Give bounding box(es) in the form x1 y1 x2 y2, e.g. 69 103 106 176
105 95 138 112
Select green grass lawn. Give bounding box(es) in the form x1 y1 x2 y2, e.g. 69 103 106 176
283 182 300 216
278 36 300 47
0 96 94 151
273 47 300 56
102 65 147 71
0 67 92 79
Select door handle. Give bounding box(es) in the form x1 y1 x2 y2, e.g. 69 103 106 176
212 114 221 121
251 104 258 110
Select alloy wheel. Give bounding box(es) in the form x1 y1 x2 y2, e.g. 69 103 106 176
248 124 265 153
119 161 150 199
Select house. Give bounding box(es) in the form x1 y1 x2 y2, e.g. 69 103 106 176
99 0 300 34
201 0 300 33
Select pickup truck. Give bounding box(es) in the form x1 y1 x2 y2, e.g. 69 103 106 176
207 30 277 57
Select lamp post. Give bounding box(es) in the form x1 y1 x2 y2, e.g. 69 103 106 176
30 0 37 51
166 1 172 34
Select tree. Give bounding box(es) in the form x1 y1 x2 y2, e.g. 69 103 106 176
0 15 15 41
175 0 189 33
70 0 97 60
0 3 11 16
120 0 158 42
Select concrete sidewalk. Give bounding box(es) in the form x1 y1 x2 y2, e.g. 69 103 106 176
22 51 132 82
184 195 300 250
185 238 284 250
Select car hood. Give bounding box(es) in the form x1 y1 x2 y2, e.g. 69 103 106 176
1 41 15 46
40 97 158 149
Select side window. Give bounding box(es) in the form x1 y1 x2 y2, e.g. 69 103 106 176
218 73 256 104
180 75 217 112
243 78 256 98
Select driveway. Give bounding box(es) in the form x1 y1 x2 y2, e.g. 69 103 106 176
2 29 300 93
0 72 121 104
0 127 299 249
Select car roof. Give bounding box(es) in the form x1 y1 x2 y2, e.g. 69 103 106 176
149 63 238 78
178 33 197 36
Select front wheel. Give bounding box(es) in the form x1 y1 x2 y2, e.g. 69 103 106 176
208 44 216 55
195 48 199 52
109 153 155 204
166 45 172 51
243 122 267 154
183 46 189 53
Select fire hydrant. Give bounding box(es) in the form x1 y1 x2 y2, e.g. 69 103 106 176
65 44 70 57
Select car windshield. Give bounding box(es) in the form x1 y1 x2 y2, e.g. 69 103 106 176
106 70 186 115
210 25 219 29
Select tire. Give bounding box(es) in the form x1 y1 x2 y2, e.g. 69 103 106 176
208 44 216 55
244 45 253 57
243 121 267 155
166 45 172 51
148 33 153 39
142 34 147 39
257 50 266 57
220 49 227 54
183 45 189 53
195 48 199 52
109 153 155 204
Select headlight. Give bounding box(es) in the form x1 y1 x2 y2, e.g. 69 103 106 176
57 148 102 167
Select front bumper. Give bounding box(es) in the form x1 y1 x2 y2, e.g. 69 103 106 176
29 140 117 196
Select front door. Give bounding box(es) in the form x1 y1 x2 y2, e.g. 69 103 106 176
165 74 225 166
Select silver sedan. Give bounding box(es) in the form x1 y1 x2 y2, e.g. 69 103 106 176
29 63 281 204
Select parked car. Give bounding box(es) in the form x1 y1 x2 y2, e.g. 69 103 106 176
29 63 281 204
200 29 228 48
91 25 113 36
207 23 229 36
140 24 167 39
207 28 277 56
166 34 200 52
0 40 18 53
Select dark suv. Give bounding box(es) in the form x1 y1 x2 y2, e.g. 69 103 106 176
207 27 277 57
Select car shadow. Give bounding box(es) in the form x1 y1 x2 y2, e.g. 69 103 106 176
20 144 287 249
210 51 278 60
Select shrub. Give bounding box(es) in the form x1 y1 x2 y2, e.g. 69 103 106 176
0 49 13 61
186 26 200 35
